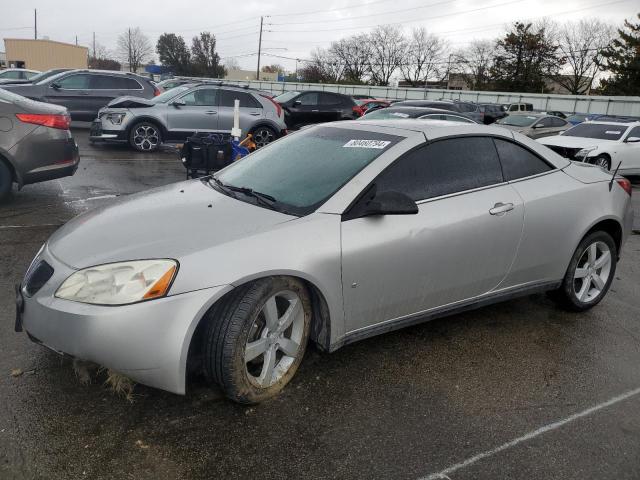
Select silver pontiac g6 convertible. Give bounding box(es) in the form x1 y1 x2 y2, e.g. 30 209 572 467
17 120 634 403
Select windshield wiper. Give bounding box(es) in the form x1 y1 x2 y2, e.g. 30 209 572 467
207 177 278 211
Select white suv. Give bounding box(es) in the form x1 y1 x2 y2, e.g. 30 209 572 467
539 121 640 176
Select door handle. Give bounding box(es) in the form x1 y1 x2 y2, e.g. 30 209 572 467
489 202 514 216
249 112 261 116
204 111 217 115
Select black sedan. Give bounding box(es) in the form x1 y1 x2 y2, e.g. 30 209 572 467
273 90 357 129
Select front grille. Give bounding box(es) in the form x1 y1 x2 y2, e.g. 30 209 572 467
546 145 582 160
23 261 54 297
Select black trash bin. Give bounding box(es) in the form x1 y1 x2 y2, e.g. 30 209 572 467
181 133 233 179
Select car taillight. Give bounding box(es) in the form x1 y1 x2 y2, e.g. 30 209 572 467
616 177 632 196
153 85 162 96
16 113 71 130
261 94 282 117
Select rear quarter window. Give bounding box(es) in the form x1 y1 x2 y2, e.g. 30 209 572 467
493 138 553 180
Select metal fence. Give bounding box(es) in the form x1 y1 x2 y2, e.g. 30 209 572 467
214 78 640 117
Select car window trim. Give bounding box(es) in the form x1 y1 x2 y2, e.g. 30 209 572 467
177 86 219 106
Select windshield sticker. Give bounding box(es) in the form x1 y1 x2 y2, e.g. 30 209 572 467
605 130 621 135
390 112 410 118
343 139 391 149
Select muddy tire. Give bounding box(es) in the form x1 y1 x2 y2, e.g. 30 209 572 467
202 277 311 404
549 231 617 312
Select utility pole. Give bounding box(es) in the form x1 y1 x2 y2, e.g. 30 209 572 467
256 16 263 81
128 28 132 72
75 36 78 46
93 32 96 58
34 9 37 39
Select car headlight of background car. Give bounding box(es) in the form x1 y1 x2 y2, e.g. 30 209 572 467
105 112 126 125
55 259 178 305
575 147 597 158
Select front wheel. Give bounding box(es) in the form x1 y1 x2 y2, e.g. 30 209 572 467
250 126 277 149
592 155 611 170
202 277 311 404
550 231 617 312
129 122 162 152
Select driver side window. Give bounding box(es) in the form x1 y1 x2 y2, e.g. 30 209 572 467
56 74 90 89
179 88 218 106
626 126 640 139
297 93 319 106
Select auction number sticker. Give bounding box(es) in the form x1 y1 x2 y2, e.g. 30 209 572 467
343 139 391 149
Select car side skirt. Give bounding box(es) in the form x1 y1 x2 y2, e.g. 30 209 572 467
334 280 561 351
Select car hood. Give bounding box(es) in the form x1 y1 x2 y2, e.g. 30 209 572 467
47 180 296 269
106 96 156 108
539 135 617 148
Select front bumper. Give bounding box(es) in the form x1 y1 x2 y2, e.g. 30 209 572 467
89 119 128 142
19 246 231 394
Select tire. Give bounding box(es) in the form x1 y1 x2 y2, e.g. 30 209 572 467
550 231 617 312
250 126 277 149
0 160 12 202
202 276 311 404
591 155 611 171
129 121 162 152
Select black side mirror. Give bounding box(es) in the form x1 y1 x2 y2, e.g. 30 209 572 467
170 99 186 107
50 83 60 90
346 185 418 221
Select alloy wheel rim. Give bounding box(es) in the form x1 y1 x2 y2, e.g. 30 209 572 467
133 125 159 151
252 128 275 149
244 290 305 388
595 157 609 169
573 241 612 303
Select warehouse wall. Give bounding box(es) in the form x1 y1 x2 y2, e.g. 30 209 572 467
4 39 88 71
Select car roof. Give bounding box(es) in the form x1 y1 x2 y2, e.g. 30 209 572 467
582 120 640 127
327 118 510 138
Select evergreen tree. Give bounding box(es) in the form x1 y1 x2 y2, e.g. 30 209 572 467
598 14 640 95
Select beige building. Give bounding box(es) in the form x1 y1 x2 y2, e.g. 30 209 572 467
3 38 88 71
224 68 278 82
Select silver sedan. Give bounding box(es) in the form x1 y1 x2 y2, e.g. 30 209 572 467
17 120 634 403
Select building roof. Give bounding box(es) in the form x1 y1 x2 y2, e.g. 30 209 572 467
3 38 88 51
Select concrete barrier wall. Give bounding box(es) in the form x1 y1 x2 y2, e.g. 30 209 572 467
215 78 640 116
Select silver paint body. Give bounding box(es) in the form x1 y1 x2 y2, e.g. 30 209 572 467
20 121 634 394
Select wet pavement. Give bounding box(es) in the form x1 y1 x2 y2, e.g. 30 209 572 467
1 130 639 480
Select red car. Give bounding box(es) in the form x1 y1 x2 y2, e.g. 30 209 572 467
352 99 391 117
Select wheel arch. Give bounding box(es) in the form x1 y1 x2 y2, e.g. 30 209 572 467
584 217 623 257
0 149 21 187
249 120 283 136
183 273 333 389
126 116 168 139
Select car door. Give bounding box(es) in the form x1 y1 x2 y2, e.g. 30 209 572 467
318 93 345 122
285 92 319 127
618 126 640 171
548 116 569 135
217 89 263 135
43 73 92 120
90 74 144 118
166 87 219 138
530 117 556 138
341 136 524 334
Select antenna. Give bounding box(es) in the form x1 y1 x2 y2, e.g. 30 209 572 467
608 161 622 191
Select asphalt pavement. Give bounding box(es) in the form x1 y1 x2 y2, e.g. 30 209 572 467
1 129 639 480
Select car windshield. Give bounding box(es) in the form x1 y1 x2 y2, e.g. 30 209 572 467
215 126 403 216
273 91 299 103
498 115 538 127
563 123 627 140
361 109 418 119
567 114 587 123
151 86 190 103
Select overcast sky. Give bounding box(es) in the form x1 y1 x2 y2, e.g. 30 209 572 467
1 0 637 72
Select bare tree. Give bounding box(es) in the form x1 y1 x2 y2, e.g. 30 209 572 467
368 25 407 86
330 34 372 83
555 19 615 94
304 47 344 83
117 27 153 73
222 57 241 71
400 27 446 86
457 40 495 90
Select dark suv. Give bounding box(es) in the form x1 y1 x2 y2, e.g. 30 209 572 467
0 70 159 121
273 91 357 129
478 103 508 124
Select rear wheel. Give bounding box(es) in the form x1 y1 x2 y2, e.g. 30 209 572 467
0 160 12 202
251 126 277 149
202 277 311 404
550 231 616 311
129 121 162 152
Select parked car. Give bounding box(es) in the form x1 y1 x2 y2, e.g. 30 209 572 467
507 103 534 113
156 78 192 91
0 68 40 81
353 99 391 117
90 83 287 151
542 110 567 119
0 68 71 86
361 106 476 123
566 113 591 125
495 113 570 138
0 88 79 201
16 121 633 403
395 100 483 123
273 90 357 129
1 70 160 121
538 121 640 174
478 103 508 124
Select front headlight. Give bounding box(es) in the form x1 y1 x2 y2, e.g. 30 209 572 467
105 112 126 125
575 147 597 158
55 259 178 305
